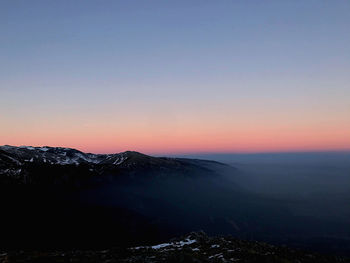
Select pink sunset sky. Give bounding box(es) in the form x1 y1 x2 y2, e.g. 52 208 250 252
1 1 349 155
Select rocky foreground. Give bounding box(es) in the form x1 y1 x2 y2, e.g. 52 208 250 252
0 232 348 263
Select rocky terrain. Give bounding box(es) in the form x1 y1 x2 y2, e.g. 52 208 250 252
0 232 348 263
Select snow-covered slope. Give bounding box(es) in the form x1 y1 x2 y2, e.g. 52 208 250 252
0 145 110 166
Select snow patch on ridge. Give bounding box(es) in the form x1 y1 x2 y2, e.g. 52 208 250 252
113 155 128 166
39 147 49 152
133 238 197 250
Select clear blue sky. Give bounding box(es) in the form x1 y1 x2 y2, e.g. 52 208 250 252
1 1 349 154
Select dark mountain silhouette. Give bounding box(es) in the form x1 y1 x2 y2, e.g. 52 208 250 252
0 145 239 249
0 145 231 185
0 146 349 256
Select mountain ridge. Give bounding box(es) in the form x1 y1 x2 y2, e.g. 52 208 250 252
0 145 231 185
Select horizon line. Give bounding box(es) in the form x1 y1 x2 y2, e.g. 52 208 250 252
2 144 350 156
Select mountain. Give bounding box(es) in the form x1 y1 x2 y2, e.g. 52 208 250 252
0 145 240 249
0 145 231 185
1 145 348 256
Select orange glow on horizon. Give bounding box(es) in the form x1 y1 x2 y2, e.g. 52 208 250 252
1 125 349 155
1 106 349 155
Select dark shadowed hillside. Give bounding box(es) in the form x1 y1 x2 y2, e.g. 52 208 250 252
0 146 349 257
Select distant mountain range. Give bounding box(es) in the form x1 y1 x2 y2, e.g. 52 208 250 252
0 145 231 185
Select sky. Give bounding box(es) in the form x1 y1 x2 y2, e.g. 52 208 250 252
1 0 349 154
